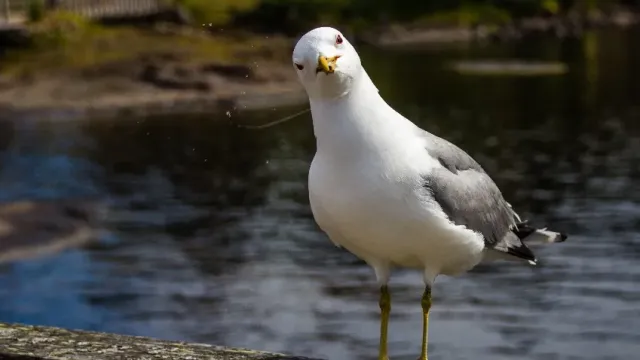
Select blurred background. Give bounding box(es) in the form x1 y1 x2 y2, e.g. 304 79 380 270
1 1 639 359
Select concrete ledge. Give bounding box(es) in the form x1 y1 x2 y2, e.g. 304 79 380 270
0 322 322 360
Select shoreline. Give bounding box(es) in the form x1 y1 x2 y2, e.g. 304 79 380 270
0 45 307 121
0 74 307 122
364 8 640 47
0 91 308 122
1 9 639 121
0 24 308 121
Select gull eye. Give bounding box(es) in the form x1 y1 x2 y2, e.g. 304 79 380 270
295 63 304 70
336 34 343 45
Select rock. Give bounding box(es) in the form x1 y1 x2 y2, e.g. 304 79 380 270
586 10 608 28
0 75 13 90
139 62 161 83
552 19 569 38
0 322 323 360
611 10 638 27
139 52 183 63
519 17 553 33
194 81 210 91
492 22 522 42
450 61 568 76
83 59 141 79
139 63 212 92
173 65 194 78
201 63 256 81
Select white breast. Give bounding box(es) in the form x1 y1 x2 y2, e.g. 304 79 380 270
307 89 485 279
308 140 485 278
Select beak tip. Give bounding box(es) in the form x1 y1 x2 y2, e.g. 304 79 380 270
317 55 338 74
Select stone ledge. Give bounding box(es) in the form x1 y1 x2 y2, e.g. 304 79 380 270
0 322 323 360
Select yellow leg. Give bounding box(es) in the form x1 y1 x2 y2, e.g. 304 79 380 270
418 286 432 360
378 285 391 360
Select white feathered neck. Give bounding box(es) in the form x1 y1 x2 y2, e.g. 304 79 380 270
308 67 420 163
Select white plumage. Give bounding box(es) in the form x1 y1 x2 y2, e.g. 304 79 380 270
306 77 486 286
292 26 567 360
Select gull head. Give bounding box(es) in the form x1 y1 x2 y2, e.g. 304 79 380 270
292 27 362 100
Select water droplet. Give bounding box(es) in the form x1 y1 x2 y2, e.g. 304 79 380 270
226 111 231 118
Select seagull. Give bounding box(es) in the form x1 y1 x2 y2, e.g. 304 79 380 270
292 27 568 360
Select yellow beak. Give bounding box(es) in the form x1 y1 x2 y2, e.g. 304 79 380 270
317 55 340 74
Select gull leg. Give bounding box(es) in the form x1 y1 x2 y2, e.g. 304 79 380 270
418 286 432 360
378 285 391 360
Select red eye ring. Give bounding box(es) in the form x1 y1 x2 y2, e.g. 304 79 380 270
295 63 304 70
336 34 343 45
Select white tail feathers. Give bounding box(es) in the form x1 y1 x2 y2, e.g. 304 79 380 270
521 228 567 245
481 227 566 265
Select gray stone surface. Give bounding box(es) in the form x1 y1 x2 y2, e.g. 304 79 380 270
0 322 323 360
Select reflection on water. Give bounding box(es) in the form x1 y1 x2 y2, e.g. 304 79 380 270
1 28 640 360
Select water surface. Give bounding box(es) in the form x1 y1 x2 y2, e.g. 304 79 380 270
1 28 640 360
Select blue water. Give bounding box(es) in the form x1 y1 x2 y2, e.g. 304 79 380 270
1 28 640 359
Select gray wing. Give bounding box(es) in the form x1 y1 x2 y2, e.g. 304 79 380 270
420 131 536 262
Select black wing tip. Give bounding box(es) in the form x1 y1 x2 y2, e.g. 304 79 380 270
512 220 536 239
507 246 537 263
559 232 568 242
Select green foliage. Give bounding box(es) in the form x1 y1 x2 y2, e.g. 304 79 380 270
541 0 560 14
233 0 352 34
6 9 287 76
228 0 632 33
27 0 46 23
162 0 640 33
416 4 512 27
174 0 259 26
28 11 96 48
